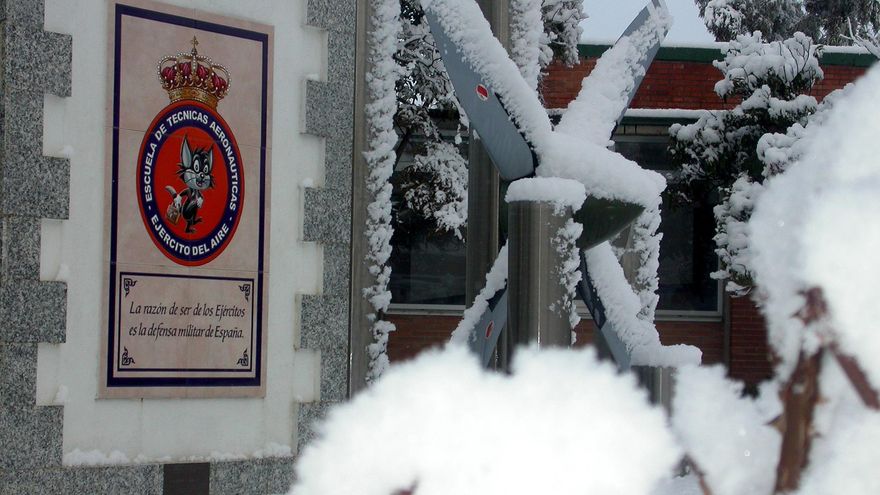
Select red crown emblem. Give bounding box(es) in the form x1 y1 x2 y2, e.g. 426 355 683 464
156 37 230 110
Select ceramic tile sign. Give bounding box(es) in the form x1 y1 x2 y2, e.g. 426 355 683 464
103 1 272 398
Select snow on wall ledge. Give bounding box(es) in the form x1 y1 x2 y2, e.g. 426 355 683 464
33 0 326 467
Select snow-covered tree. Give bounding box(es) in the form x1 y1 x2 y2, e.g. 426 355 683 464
695 0 880 45
541 0 588 67
669 31 823 294
697 0 807 42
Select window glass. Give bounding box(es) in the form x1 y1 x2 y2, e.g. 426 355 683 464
613 133 720 313
388 134 468 306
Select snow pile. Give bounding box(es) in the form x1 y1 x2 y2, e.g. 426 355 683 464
290 346 680 495
751 63 880 383
449 243 509 346
673 366 781 495
713 31 822 98
362 0 401 382
586 242 701 367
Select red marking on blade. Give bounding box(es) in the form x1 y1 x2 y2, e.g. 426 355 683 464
485 321 494 339
476 84 489 101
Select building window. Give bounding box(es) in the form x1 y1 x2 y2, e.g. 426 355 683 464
388 122 720 317
613 124 720 315
388 133 468 307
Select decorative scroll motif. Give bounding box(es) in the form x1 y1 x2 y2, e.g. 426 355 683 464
123 278 138 297
239 283 251 302
236 349 249 367
121 347 136 366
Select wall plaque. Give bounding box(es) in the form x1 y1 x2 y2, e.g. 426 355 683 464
103 0 272 397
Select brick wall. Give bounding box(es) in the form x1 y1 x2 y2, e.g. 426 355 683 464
727 296 774 385
542 53 866 111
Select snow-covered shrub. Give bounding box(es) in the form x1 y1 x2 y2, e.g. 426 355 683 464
290 346 681 495
669 31 822 294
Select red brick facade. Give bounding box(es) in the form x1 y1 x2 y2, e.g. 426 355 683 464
386 45 871 387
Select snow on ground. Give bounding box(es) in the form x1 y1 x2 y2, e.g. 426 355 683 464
290 345 680 495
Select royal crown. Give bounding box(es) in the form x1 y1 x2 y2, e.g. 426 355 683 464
157 37 230 110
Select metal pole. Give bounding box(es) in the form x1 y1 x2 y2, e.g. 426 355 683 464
507 201 573 355
466 0 509 367
465 0 509 305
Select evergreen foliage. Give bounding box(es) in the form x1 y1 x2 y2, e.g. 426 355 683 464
695 0 880 44
668 32 823 293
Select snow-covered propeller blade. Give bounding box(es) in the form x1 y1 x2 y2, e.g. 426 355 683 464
425 10 537 181
469 285 509 367
555 0 672 144
575 251 632 370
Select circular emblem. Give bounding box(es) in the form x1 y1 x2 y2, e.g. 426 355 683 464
476 83 490 101
136 100 244 266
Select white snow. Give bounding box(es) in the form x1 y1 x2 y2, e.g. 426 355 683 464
509 0 544 90
362 0 402 382
797 355 880 495
585 242 701 367
403 142 468 240
713 31 823 98
554 218 584 328
751 63 880 385
673 366 781 495
64 449 131 467
63 442 292 467
555 4 672 146
624 108 710 120
290 345 680 495
504 176 586 212
449 243 509 346
423 0 665 208
711 175 764 294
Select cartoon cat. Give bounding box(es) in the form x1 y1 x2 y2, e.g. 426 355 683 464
164 136 215 233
